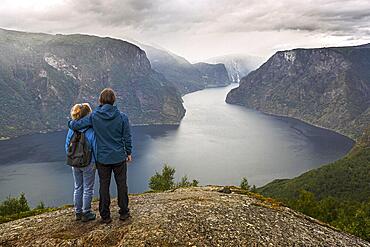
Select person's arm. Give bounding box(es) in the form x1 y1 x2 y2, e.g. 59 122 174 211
68 113 93 130
65 129 74 154
122 113 132 161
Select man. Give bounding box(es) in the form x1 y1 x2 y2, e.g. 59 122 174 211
68 88 132 224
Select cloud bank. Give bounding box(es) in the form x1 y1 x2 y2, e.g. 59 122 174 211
1 0 370 61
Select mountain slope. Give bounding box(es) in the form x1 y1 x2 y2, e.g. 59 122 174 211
193 62 230 87
140 44 230 94
226 44 370 139
0 29 185 139
0 186 368 246
205 54 265 82
257 129 370 240
258 128 370 202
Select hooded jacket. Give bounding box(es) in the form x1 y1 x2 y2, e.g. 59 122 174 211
68 104 132 165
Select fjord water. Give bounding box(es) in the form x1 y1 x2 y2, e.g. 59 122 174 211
0 84 354 206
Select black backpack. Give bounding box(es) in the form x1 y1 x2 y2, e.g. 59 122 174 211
66 130 92 168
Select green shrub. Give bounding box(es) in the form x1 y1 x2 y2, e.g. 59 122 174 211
149 165 199 191
284 190 370 241
149 165 176 191
177 175 199 188
0 193 56 224
250 185 258 193
36 201 45 210
240 177 251 191
0 193 30 216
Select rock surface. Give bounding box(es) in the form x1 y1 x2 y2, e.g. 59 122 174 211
1 186 368 247
0 28 185 139
226 45 370 140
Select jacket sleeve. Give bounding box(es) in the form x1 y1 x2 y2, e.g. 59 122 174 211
122 114 132 156
65 129 74 154
68 113 93 130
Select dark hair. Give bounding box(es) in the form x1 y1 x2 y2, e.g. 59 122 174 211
99 88 116 105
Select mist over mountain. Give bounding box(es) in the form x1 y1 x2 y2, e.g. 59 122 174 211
0 28 185 138
139 44 230 94
226 44 370 139
205 54 265 82
192 62 230 87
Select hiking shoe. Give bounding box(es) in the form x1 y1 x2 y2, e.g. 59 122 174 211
119 213 130 221
81 212 96 222
75 213 83 221
99 217 112 224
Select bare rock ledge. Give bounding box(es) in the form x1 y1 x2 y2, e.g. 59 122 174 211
0 186 369 247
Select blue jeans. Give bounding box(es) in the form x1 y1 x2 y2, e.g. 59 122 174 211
72 164 96 214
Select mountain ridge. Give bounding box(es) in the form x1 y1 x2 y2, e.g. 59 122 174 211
226 43 370 140
139 44 231 94
0 28 186 139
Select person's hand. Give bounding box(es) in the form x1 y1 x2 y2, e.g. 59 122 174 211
126 155 132 163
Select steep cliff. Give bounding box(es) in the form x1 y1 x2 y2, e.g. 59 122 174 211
193 62 230 87
0 186 368 247
226 44 370 139
140 44 230 94
0 29 185 138
205 54 265 82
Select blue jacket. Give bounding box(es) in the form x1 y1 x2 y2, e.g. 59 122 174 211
68 104 132 165
65 127 97 164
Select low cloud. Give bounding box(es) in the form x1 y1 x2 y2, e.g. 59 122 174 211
1 0 370 61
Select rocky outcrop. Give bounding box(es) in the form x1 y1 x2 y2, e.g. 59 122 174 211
140 44 231 94
0 186 368 247
226 45 370 139
0 29 185 139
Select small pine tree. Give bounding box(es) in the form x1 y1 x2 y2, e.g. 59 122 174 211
293 190 318 217
176 176 200 188
250 185 257 193
0 193 30 216
36 201 45 210
149 164 176 191
18 193 30 212
191 179 199 187
177 175 191 188
240 177 251 191
149 165 200 191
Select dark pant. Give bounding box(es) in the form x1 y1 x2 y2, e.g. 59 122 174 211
96 161 129 219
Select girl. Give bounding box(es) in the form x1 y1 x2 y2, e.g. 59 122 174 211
65 103 97 222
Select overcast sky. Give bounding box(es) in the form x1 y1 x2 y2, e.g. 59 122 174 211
1 0 370 62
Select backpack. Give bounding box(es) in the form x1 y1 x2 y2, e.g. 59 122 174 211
66 130 92 168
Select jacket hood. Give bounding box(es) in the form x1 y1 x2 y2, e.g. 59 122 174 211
95 104 120 120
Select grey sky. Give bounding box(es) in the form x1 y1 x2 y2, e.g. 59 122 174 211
1 0 370 62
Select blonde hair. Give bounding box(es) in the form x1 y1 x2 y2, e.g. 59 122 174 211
70 103 92 120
